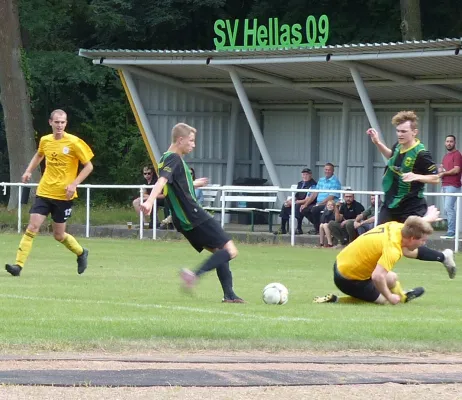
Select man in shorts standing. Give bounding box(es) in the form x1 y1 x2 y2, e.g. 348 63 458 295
5 109 94 276
141 122 244 303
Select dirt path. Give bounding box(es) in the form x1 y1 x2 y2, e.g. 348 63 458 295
1 351 461 400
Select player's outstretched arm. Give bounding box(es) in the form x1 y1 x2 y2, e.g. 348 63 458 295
22 152 44 182
401 172 440 184
141 177 168 215
366 128 392 159
422 205 441 223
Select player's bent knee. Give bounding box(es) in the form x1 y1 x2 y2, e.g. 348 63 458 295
27 223 40 233
386 271 398 287
53 233 66 241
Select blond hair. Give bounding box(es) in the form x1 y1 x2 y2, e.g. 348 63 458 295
391 111 418 130
401 216 433 239
172 123 196 143
49 109 67 120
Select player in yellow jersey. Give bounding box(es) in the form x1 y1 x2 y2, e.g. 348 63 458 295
5 109 94 276
313 206 456 305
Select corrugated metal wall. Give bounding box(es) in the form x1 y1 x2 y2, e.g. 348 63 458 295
133 75 462 219
135 77 233 185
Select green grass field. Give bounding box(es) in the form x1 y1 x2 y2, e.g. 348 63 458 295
0 233 460 354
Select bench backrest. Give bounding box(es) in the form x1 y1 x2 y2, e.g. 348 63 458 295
220 186 279 205
202 184 220 206
220 195 278 203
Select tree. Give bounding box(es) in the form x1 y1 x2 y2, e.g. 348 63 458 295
0 0 40 210
400 0 422 41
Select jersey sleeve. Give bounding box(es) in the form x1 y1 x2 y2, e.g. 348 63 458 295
73 138 94 164
37 137 46 156
159 153 182 183
414 150 438 175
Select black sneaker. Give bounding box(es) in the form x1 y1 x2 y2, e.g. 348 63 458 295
404 287 425 303
77 248 89 275
273 229 287 235
5 264 22 277
313 293 338 303
295 228 303 235
222 295 245 303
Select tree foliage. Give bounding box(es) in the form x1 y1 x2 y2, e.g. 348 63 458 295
1 0 460 206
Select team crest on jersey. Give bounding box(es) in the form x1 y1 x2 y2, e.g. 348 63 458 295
404 157 413 167
62 146 70 155
163 166 172 173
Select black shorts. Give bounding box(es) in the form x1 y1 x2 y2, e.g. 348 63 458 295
182 218 231 253
333 262 380 303
30 196 73 224
378 202 427 224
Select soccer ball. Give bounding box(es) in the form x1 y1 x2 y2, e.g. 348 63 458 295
262 282 289 305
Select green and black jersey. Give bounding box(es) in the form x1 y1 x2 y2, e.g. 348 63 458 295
382 140 437 209
158 151 211 231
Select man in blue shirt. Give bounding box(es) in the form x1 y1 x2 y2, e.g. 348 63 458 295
299 163 342 234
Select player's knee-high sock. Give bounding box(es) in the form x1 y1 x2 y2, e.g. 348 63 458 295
15 229 37 267
195 249 231 277
60 233 84 256
216 262 235 298
416 246 445 263
391 281 406 303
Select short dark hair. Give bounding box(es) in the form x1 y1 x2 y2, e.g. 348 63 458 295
143 165 154 172
446 135 456 142
325 162 335 169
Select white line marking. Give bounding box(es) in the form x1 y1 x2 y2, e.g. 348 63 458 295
0 294 456 324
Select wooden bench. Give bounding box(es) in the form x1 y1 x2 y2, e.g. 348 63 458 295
204 186 280 232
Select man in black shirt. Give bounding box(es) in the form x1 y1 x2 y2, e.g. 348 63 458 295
328 191 365 246
141 122 244 303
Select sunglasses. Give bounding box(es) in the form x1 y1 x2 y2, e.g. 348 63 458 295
143 172 152 176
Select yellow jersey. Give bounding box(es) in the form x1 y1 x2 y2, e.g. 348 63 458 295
336 222 404 280
37 132 94 200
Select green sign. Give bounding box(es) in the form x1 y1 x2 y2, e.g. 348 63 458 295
214 15 329 51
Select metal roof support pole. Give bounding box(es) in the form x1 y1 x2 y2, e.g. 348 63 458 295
213 64 361 105
120 69 162 162
251 109 263 178
228 68 285 204
307 100 318 174
341 61 462 101
423 100 438 206
226 101 239 185
339 102 350 187
349 66 387 165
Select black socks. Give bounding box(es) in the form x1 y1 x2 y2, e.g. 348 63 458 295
195 249 231 277
416 246 445 263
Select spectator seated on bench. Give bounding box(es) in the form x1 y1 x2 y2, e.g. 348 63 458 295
273 168 317 235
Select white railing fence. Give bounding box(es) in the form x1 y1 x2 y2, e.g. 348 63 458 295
1 182 461 252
